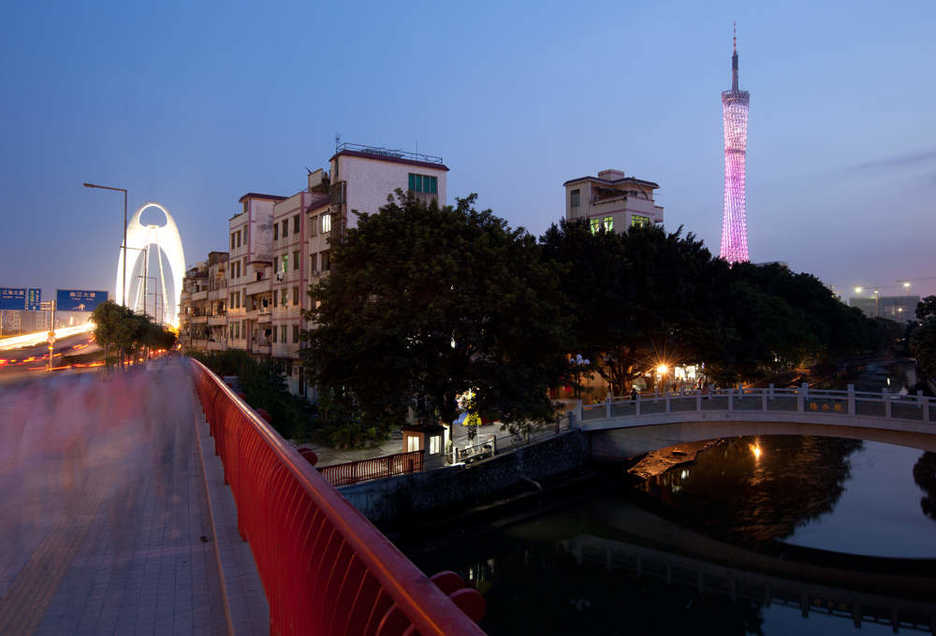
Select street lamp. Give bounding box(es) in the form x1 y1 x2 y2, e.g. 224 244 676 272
83 182 128 307
854 286 863 295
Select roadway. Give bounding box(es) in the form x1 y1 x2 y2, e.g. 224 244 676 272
0 328 101 383
0 358 230 634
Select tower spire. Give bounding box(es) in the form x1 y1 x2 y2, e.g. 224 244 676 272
731 22 739 92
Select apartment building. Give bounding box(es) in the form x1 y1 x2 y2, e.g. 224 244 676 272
181 143 448 397
328 143 448 234
227 193 285 352
205 251 229 351
179 261 209 349
563 169 663 232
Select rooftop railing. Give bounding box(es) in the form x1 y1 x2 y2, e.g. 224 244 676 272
336 142 444 166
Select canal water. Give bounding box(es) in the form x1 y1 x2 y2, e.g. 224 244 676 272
402 436 936 635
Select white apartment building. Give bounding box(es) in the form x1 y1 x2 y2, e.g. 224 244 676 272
563 169 663 233
328 143 449 233
205 251 229 351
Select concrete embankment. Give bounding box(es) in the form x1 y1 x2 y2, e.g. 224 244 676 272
339 430 589 526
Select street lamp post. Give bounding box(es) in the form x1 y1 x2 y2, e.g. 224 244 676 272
83 182 128 306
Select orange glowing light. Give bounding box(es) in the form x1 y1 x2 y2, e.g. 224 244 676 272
750 443 762 460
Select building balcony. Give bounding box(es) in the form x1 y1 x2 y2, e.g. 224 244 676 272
208 287 227 301
251 344 271 356
191 290 208 301
246 278 271 296
191 315 208 324
206 341 226 352
257 310 272 323
208 314 227 326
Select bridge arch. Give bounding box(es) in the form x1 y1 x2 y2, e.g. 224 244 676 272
115 202 185 327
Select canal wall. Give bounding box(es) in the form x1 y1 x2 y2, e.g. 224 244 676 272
339 430 589 526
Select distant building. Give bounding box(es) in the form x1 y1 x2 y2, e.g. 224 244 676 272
849 295 920 323
563 169 663 233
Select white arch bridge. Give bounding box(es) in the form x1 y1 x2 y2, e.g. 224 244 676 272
115 202 185 327
570 385 936 459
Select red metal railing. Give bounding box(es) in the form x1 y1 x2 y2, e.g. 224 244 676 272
319 451 424 487
189 358 485 635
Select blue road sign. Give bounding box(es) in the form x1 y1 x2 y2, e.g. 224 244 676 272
56 289 108 312
0 288 27 310
26 288 41 311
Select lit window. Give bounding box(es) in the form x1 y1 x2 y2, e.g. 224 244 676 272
282 254 288 273
632 214 650 228
603 216 613 232
321 214 331 234
590 218 601 234
407 436 420 452
429 435 441 455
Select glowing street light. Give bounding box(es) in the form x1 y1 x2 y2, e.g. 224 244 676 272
656 363 669 376
854 286 863 295
901 281 911 289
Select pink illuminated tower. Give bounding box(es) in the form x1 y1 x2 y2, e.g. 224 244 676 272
720 23 750 263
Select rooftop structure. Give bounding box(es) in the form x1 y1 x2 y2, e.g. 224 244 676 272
563 168 663 233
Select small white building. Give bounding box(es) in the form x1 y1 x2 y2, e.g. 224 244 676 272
563 169 663 233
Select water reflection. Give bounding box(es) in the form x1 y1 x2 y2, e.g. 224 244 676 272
638 435 863 547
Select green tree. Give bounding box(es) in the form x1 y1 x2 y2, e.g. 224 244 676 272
910 317 936 383
303 192 568 442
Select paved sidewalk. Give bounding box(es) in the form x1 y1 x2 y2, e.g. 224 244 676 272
0 359 259 635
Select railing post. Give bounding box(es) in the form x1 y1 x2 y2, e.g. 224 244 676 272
768 383 775 400
762 388 767 411
847 384 856 416
883 389 891 418
728 388 734 411
923 396 931 424
635 392 641 416
606 394 612 418
665 394 671 413
798 383 807 412
576 399 584 425
696 390 702 411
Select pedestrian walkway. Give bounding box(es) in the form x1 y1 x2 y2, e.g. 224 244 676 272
0 358 264 635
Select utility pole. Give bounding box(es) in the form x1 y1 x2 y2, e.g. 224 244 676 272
47 299 56 372
83 183 128 306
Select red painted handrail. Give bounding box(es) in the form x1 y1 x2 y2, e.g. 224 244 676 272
189 358 484 635
319 451 424 487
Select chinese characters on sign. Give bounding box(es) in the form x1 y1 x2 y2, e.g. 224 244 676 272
55 290 108 312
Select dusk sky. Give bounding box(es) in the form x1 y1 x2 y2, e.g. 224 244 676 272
2 0 934 301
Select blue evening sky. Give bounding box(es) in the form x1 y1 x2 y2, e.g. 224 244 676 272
2 0 935 300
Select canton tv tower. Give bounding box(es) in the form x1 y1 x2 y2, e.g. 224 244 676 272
720 23 750 263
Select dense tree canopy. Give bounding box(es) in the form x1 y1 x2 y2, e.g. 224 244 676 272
92 300 176 367
911 296 936 383
303 193 568 442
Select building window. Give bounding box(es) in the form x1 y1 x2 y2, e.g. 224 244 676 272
236 231 241 248
293 251 299 271
273 292 277 307
590 218 601 234
309 253 317 273
321 250 330 271
292 286 299 306
230 233 236 249
281 254 288 273
292 325 300 343
321 213 331 234
281 288 288 306
603 216 613 232
280 325 287 343
309 215 317 236
272 325 277 342
293 215 300 234
230 263 235 279
408 173 438 194
571 189 580 209
631 214 650 228
282 219 288 238
273 223 278 240
429 435 441 455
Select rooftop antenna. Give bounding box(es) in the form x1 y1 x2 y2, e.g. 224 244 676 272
335 133 341 151
731 21 739 92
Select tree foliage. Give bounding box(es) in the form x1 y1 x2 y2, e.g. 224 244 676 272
91 300 177 367
910 298 936 383
303 193 568 442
